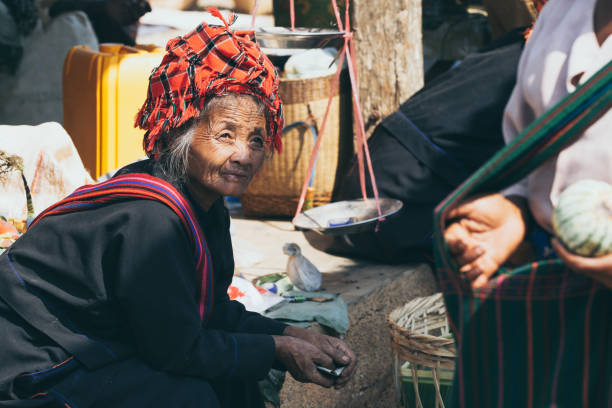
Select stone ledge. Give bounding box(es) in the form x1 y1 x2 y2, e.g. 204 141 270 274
278 263 437 408
232 218 438 407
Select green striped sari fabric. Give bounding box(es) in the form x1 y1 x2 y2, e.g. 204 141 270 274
433 60 612 408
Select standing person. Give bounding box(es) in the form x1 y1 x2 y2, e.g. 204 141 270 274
482 0 545 40
48 0 151 45
0 9 356 407
441 0 612 406
445 0 612 289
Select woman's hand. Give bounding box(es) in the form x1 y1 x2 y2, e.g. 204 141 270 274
443 194 529 289
552 238 612 289
272 335 336 388
282 326 357 389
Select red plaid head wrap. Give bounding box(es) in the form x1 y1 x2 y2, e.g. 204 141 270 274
135 7 283 157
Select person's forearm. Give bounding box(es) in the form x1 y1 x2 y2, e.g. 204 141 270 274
209 296 287 335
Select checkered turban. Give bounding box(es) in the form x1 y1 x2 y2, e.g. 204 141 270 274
135 8 284 157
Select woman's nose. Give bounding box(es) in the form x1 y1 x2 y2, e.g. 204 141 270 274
229 138 252 164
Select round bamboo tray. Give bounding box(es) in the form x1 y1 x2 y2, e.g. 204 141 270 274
242 72 347 217
388 293 456 408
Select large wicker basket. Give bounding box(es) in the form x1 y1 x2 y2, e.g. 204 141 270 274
388 293 457 408
241 72 350 217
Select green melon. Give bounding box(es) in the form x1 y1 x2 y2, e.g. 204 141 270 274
552 179 612 257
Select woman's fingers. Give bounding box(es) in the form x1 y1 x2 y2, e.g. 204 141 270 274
327 338 357 388
552 238 600 271
308 369 335 388
311 347 334 370
444 222 485 266
447 199 478 220
446 220 499 287
552 239 612 289
274 335 337 387
334 353 357 389
459 254 500 289
328 337 353 366
445 223 470 255
456 245 485 265
459 262 482 280
309 352 336 388
472 274 489 289
310 335 357 389
281 328 358 388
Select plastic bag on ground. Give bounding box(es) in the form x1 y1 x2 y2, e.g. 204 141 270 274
228 276 284 314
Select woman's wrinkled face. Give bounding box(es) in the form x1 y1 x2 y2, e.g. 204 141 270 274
186 94 267 209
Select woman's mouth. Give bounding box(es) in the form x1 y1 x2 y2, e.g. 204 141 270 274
222 171 249 181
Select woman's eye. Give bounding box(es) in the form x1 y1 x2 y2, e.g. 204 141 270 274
250 136 265 149
218 132 233 141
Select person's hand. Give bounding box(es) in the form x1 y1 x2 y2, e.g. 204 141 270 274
552 238 612 289
282 326 357 389
104 0 151 26
443 194 529 289
272 335 337 387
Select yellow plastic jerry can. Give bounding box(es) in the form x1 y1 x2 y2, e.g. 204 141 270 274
62 44 164 179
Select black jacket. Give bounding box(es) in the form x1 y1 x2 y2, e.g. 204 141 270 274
0 159 286 403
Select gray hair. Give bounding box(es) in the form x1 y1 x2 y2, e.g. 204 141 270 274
155 119 197 185
155 94 268 184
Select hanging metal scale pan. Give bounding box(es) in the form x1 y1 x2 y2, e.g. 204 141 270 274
255 27 345 49
293 198 403 235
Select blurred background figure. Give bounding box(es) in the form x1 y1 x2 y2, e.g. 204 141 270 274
49 0 152 45
0 0 152 126
0 0 40 75
482 0 544 39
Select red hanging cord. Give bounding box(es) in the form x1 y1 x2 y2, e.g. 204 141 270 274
292 0 383 224
330 1 365 199
337 0 383 220
250 0 260 28
292 49 347 223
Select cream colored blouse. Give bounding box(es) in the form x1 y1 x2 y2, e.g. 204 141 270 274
502 0 612 233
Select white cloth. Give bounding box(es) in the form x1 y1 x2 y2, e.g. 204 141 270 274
0 122 93 219
502 0 612 233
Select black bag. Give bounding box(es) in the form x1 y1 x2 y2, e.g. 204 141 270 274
306 39 525 263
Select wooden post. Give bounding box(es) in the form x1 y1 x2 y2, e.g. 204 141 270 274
350 0 424 136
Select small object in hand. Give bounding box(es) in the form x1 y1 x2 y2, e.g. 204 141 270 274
316 365 345 377
283 243 322 291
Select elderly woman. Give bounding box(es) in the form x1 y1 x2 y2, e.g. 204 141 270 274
0 10 356 407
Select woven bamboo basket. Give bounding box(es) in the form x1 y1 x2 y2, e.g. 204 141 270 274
388 293 456 408
241 72 349 217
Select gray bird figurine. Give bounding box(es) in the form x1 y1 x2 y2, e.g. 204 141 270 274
282 243 322 292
